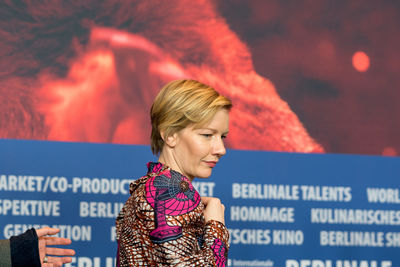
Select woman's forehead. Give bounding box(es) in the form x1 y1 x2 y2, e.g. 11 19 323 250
191 110 229 131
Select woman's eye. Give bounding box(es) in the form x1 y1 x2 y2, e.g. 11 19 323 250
221 135 227 139
201 134 212 138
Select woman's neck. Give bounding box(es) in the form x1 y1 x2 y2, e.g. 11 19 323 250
158 150 194 182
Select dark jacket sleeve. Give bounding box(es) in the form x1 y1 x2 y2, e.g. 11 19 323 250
0 239 12 267
10 228 41 267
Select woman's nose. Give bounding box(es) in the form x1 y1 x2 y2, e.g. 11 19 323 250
213 137 226 157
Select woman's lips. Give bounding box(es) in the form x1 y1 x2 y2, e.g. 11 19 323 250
204 161 217 167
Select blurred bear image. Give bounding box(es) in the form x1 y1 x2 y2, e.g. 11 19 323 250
1 0 348 153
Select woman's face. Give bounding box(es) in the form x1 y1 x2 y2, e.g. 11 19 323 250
168 108 229 181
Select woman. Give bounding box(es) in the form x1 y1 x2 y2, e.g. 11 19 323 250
116 79 231 266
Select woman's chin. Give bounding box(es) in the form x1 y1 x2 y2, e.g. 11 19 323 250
195 170 213 179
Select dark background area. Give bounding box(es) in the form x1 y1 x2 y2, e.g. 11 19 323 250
218 0 400 155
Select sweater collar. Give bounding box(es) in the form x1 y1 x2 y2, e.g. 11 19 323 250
147 161 192 182
146 161 168 175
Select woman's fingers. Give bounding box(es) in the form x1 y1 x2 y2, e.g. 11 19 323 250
201 196 211 204
201 197 225 224
201 196 221 205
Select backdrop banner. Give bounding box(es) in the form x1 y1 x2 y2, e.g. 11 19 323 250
1 139 398 267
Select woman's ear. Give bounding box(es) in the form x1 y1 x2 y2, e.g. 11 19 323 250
162 131 178 147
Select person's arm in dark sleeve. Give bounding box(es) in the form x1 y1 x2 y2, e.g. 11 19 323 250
10 228 41 267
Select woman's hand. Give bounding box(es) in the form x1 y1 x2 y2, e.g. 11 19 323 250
201 197 225 224
36 227 75 266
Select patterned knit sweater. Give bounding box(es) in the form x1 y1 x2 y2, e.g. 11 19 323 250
116 162 229 266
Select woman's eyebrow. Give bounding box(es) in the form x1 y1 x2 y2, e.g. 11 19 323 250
198 127 229 135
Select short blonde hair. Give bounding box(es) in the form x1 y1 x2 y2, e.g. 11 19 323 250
150 79 232 155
